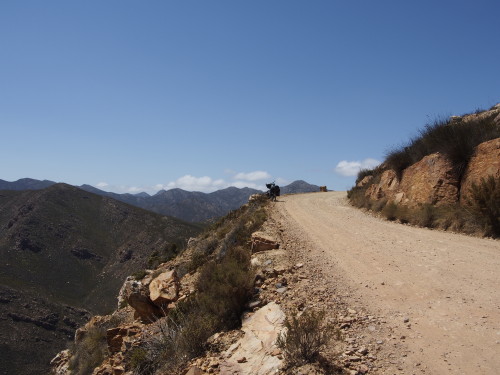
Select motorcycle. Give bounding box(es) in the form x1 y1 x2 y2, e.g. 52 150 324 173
265 182 280 201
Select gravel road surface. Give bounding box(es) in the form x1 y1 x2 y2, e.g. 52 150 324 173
275 191 500 374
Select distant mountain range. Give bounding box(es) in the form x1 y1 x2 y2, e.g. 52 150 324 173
0 178 323 222
0 178 321 373
0 178 57 191
0 184 201 375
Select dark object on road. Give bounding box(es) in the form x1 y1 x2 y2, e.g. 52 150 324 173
266 182 280 201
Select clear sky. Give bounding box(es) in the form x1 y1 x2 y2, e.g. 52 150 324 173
1 1 499 193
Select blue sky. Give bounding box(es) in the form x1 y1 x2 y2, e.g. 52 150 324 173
1 1 499 193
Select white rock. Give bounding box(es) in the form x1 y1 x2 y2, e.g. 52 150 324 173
219 302 285 375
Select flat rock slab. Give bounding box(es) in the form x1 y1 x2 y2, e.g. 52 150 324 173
251 232 280 253
219 302 285 375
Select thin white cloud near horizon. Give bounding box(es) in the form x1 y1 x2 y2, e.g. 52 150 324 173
335 158 381 177
94 170 288 194
234 171 271 181
165 175 227 192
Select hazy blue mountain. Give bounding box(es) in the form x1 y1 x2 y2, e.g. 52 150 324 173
0 178 57 190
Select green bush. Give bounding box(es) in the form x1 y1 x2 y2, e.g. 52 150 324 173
276 309 337 367
147 243 179 269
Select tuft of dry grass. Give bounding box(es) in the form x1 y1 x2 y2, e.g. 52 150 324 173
69 326 108 375
276 309 338 367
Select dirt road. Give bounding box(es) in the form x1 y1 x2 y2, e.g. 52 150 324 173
274 191 500 375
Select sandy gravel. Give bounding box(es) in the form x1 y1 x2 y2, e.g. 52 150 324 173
274 191 500 375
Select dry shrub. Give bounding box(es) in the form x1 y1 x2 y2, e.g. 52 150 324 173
129 310 218 375
410 204 436 228
195 245 254 329
371 198 387 212
68 326 108 375
276 309 337 367
128 347 156 375
134 245 254 373
381 202 398 221
469 176 500 237
433 204 477 233
347 186 371 209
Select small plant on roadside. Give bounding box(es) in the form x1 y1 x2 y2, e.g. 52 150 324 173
381 202 398 221
276 309 337 367
468 176 500 237
413 204 436 228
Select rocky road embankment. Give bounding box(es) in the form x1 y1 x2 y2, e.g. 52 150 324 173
274 191 500 375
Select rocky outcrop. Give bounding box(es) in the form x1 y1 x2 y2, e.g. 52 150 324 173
365 170 398 201
356 175 373 187
148 270 179 306
363 139 499 208
460 138 500 204
358 105 500 211
398 153 459 206
120 278 163 322
219 302 285 375
49 349 71 375
460 104 500 124
106 324 142 353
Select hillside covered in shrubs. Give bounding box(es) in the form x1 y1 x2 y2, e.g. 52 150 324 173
348 104 500 237
51 195 269 374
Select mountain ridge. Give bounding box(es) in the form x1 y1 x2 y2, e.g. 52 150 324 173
1 178 323 222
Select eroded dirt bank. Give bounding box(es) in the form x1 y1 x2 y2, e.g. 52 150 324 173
273 191 500 375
